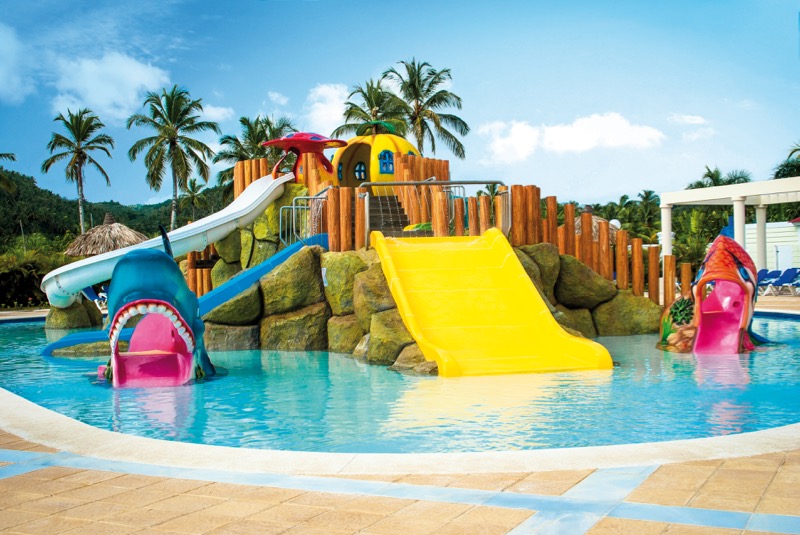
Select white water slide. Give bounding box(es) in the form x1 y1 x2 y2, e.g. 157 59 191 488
42 174 293 309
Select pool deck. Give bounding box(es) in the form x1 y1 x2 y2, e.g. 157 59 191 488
0 300 797 533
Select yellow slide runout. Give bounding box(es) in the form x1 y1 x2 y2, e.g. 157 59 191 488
371 228 613 377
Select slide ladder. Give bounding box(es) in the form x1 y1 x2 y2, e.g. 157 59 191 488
372 228 612 377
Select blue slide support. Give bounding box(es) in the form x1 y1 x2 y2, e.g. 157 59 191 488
42 234 328 356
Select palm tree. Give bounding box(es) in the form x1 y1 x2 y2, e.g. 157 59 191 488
773 158 800 179
179 178 208 221
331 79 408 138
0 153 16 194
41 109 114 233
382 58 470 158
213 115 296 201
635 189 661 232
686 166 751 189
126 85 220 230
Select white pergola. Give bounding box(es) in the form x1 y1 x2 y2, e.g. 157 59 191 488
660 176 800 270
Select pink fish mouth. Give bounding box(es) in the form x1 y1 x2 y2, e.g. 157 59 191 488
110 299 195 357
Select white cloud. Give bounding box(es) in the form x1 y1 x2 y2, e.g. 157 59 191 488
268 91 289 106
683 127 716 142
52 52 169 123
203 104 234 122
542 113 664 153
477 121 539 163
0 23 34 104
303 83 347 136
478 112 664 164
668 113 707 125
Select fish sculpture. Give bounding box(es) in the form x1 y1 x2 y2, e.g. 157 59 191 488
99 246 215 387
658 235 767 354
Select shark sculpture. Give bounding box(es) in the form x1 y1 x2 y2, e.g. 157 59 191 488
99 247 215 387
659 235 767 354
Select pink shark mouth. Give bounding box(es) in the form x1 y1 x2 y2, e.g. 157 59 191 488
110 299 195 357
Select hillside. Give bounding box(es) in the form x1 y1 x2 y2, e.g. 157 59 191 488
0 168 228 246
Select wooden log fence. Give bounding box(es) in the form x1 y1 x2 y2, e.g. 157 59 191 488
227 157 682 308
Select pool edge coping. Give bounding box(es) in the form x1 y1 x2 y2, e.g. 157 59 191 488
0 387 797 476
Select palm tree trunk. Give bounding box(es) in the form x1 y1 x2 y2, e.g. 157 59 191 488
77 169 86 234
171 169 178 230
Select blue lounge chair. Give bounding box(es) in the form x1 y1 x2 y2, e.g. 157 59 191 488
763 268 800 296
757 270 781 295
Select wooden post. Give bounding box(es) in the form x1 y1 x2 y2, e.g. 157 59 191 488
598 221 612 280
680 263 693 295
631 238 644 296
545 196 558 245
187 251 197 294
663 255 677 309
468 197 479 236
355 192 365 249
494 186 508 232
557 227 565 253
453 198 465 236
563 203 576 256
249 159 259 189
510 185 525 246
195 269 204 297
233 161 245 199
339 187 353 251
528 186 541 244
203 267 212 296
432 192 449 237
326 188 340 252
580 212 594 268
479 196 491 234
592 241 600 272
259 158 270 179
615 230 629 290
648 245 661 305
542 220 549 248
420 186 431 223
243 159 252 192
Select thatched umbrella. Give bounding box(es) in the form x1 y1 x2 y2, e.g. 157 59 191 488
65 213 149 256
573 214 620 245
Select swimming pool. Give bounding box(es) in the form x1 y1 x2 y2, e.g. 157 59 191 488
1 316 798 454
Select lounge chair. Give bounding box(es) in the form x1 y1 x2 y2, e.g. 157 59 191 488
757 270 782 295
762 268 800 296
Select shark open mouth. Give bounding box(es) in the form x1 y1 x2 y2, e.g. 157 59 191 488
105 298 197 388
110 299 195 355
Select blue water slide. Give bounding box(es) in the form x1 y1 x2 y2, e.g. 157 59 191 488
42 235 328 356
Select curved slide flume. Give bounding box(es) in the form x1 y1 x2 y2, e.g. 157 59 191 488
372 228 612 377
41 173 294 309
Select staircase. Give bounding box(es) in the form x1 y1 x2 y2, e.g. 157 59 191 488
361 194 434 239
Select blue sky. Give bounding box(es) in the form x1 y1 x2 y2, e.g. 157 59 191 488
1 0 799 210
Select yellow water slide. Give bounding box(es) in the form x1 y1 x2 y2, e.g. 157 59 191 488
372 228 612 377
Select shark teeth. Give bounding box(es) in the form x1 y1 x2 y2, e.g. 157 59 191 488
110 300 195 355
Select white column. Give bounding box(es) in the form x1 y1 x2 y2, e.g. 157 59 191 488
732 197 746 248
756 205 767 270
660 205 673 256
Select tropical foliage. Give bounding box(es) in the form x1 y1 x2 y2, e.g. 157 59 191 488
127 85 220 230
212 115 296 201
686 166 751 189
179 178 209 221
382 59 470 159
0 153 17 193
41 109 114 234
331 79 408 138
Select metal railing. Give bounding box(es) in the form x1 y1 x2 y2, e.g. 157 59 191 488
278 186 334 247
357 180 509 248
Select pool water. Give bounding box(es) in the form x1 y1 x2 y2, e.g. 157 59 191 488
1 317 799 453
